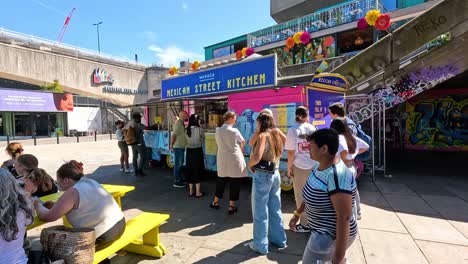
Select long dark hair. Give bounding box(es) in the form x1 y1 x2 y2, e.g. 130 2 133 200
186 114 200 138
330 119 356 154
256 113 283 159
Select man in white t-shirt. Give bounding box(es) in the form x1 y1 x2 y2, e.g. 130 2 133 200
285 106 317 233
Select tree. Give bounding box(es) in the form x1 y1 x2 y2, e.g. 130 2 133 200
40 79 63 93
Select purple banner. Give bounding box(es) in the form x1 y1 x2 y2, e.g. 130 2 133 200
0 89 73 112
307 88 344 129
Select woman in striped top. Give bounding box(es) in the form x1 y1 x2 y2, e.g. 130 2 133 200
289 129 357 264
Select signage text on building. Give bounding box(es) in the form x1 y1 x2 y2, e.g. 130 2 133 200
161 54 277 100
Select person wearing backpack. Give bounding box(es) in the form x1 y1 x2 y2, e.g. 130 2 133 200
328 102 372 163
124 113 146 177
329 103 371 220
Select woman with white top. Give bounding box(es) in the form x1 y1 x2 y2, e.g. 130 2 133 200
33 161 125 252
185 114 205 197
331 119 369 220
0 168 33 264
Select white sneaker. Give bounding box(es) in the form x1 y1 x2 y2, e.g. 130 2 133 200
120 168 124 172
291 224 311 233
125 169 134 173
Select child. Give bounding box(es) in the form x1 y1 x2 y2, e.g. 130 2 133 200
115 121 131 173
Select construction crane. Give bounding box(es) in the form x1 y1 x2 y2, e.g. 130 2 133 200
57 8 76 43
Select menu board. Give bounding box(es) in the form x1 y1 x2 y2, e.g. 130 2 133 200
204 133 217 155
269 103 297 133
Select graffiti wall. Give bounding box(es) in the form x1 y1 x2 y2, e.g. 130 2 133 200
347 64 459 124
405 88 468 151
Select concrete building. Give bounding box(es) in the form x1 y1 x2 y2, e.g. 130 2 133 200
0 28 151 138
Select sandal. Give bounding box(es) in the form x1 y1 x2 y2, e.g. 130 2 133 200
195 192 205 198
188 192 195 197
209 201 220 210
228 205 238 215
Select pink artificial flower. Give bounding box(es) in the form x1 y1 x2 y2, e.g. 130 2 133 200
246 47 255 57
357 18 368 30
300 32 311 45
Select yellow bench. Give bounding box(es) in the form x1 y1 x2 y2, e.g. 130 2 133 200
29 184 135 230
94 212 170 264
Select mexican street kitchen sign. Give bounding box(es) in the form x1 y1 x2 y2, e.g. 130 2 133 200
161 54 277 100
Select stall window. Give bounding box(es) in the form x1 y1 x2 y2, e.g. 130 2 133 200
337 28 374 55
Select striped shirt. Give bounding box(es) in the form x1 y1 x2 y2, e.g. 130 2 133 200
302 160 358 239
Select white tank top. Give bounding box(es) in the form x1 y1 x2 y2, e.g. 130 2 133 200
66 178 124 237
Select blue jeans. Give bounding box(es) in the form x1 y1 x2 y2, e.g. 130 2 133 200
303 232 356 263
251 170 287 254
173 148 185 183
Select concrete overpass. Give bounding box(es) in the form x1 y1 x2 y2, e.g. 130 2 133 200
0 28 161 106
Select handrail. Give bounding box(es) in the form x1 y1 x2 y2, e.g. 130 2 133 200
247 0 386 48
0 27 148 67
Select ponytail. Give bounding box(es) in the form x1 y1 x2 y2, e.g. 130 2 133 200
57 160 84 182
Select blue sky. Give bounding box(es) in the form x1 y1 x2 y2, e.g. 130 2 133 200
1 0 396 66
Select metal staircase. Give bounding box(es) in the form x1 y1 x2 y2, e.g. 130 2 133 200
332 0 468 103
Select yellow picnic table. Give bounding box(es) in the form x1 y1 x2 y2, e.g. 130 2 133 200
28 184 135 230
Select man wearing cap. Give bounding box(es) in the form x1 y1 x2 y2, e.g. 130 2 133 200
285 106 317 233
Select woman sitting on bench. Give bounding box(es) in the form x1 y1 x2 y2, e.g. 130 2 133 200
32 160 126 251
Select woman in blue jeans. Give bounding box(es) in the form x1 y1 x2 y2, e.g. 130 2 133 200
247 113 287 254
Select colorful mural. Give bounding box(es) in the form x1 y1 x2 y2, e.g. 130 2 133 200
265 35 335 67
405 89 468 151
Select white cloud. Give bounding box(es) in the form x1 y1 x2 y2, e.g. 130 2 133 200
148 44 203 67
182 2 188 10
138 30 157 42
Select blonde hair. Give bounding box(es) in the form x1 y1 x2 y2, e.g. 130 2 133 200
5 142 23 158
0 169 33 241
223 111 236 122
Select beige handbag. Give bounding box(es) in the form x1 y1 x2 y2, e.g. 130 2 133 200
40 226 96 264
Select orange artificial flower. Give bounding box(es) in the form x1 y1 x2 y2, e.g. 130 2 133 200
286 37 295 49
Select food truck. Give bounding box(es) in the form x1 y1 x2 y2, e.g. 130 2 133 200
145 54 346 190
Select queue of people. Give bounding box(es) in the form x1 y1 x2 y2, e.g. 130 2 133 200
1 102 368 264
152 106 364 263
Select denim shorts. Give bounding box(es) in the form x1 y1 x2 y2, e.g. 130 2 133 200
302 232 356 263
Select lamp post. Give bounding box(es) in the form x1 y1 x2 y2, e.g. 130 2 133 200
92 21 103 53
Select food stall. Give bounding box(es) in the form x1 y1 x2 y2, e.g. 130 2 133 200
149 54 346 190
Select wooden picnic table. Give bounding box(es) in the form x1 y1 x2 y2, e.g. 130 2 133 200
28 184 135 230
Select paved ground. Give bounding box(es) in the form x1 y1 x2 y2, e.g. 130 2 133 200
7 140 468 264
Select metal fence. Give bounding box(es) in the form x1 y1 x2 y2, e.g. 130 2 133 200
0 132 116 147
247 0 386 48
0 27 148 68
